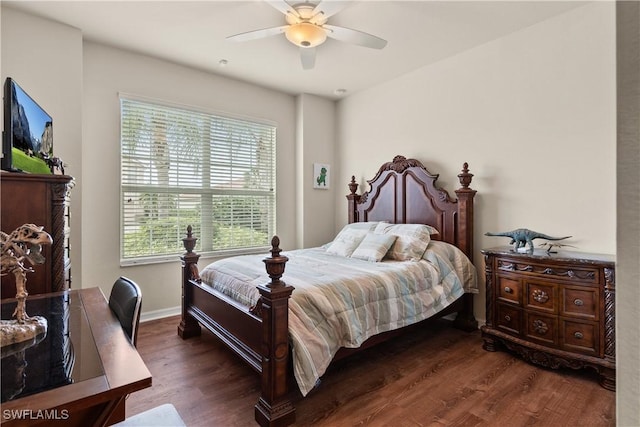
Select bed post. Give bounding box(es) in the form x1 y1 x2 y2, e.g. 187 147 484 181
255 236 295 427
178 225 202 339
454 163 479 332
346 176 360 224
455 162 476 261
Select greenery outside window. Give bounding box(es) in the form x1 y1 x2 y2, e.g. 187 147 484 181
120 96 276 265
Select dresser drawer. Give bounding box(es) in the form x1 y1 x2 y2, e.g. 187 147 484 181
496 276 522 305
562 319 599 356
496 303 521 335
496 257 602 285
524 312 558 347
562 286 599 320
525 281 557 314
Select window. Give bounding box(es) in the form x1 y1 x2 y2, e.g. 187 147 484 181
120 96 276 264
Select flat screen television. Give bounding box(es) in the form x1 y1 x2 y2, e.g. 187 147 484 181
2 77 53 173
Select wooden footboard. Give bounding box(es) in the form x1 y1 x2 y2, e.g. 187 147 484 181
178 227 295 426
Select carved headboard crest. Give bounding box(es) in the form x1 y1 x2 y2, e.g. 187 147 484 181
381 155 423 174
365 155 437 187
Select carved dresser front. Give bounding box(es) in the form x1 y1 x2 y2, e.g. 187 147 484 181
1 173 74 297
481 247 615 390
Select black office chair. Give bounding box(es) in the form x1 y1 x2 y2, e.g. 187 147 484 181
109 276 142 347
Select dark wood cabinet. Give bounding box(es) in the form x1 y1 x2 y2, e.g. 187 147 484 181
481 247 615 390
1 172 74 298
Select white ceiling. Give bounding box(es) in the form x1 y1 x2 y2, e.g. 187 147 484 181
6 1 586 100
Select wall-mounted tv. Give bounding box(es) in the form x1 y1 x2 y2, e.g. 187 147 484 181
2 78 53 173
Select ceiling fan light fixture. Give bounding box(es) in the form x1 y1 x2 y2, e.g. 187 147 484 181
285 23 327 48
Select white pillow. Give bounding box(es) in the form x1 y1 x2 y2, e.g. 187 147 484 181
326 228 368 257
374 223 434 261
325 222 381 255
350 233 397 262
339 221 381 232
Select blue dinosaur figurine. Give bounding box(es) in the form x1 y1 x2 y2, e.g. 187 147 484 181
485 228 571 254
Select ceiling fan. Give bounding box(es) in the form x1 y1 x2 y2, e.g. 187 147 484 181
226 0 387 70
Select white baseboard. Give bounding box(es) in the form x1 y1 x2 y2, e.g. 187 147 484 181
140 306 181 323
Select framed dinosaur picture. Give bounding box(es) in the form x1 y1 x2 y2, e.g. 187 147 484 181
313 163 330 189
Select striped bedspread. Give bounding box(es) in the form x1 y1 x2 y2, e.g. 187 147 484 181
200 241 478 396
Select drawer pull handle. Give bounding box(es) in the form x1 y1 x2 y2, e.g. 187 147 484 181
504 315 512 322
573 299 584 306
504 286 513 294
532 289 549 303
574 332 584 339
533 319 549 335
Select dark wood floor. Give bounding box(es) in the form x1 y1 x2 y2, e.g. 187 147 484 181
126 315 615 426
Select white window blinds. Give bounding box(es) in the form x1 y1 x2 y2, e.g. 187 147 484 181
120 97 276 263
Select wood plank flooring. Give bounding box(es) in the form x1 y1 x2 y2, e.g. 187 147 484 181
126 316 615 426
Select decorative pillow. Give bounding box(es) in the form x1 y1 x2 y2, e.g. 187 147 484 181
325 222 381 255
339 221 381 232
424 224 439 235
374 223 434 261
326 228 368 257
350 233 397 262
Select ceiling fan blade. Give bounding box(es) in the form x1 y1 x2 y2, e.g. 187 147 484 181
300 47 316 70
311 1 350 21
323 24 387 49
266 0 300 19
226 25 288 42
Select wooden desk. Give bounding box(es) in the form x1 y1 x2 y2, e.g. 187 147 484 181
1 288 152 426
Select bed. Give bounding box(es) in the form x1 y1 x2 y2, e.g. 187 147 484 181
178 155 478 426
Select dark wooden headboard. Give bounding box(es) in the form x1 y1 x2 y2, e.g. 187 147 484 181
346 155 476 260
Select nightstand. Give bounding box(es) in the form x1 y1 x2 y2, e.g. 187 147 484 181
481 247 615 390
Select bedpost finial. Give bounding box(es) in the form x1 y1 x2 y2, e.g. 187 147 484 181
270 235 282 258
264 235 288 288
183 225 197 253
458 162 473 189
348 176 358 195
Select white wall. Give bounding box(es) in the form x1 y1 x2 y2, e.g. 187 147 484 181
1 7 84 285
336 2 616 323
616 2 640 425
295 93 336 248
82 42 298 314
